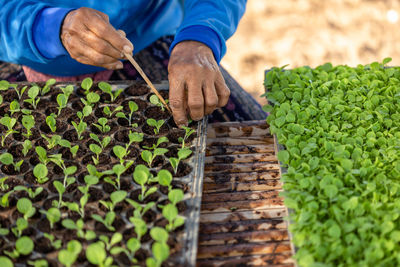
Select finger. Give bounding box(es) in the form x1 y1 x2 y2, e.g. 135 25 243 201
215 71 230 107
118 29 126 38
187 77 204 121
169 74 188 127
202 81 218 115
79 30 124 60
83 14 134 54
65 35 122 68
93 9 110 22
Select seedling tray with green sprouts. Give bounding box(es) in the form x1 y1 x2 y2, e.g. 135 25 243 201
0 78 207 267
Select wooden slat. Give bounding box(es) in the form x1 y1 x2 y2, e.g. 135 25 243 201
206 144 274 156
197 120 294 266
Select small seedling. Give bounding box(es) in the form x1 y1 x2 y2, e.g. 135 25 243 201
90 133 111 150
103 105 123 118
41 134 61 149
92 211 116 231
143 136 168 150
0 95 2 105
0 223 9 235
157 169 173 190
9 100 21 115
163 204 185 231
146 118 165 135
133 165 158 201
33 163 48 184
98 81 123 102
14 185 43 199
0 152 24 172
141 148 168 168
62 219 96 240
125 131 143 150
146 242 170 267
168 147 192 174
45 114 57 132
4 236 34 259
126 199 155 219
179 126 196 148
116 100 138 126
0 190 13 208
21 140 32 157
86 242 114 267
71 120 87 140
22 115 35 138
90 143 103 165
113 145 128 164
129 217 147 241
60 84 74 97
110 163 132 190
99 232 122 252
83 92 100 107
0 116 18 146
43 233 61 249
35 146 50 165
63 175 97 217
57 139 79 158
93 117 111 133
41 78 56 95
110 237 140 264
0 177 9 191
12 84 27 100
27 259 48 267
168 189 184 205
40 207 61 229
58 240 82 267
23 86 40 109
56 93 68 116
80 77 93 95
17 198 36 220
11 218 28 238
100 190 127 212
150 94 168 111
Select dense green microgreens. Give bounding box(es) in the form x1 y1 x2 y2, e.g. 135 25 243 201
116 100 138 126
264 58 400 266
146 118 165 135
98 81 123 102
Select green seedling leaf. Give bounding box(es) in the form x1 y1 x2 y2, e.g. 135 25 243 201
0 256 13 267
158 169 172 187
86 242 107 266
58 240 82 267
168 189 184 205
16 236 34 255
110 190 127 205
81 77 93 92
150 227 169 243
33 164 48 184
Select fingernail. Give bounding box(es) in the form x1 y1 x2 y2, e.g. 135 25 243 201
115 62 123 69
123 45 133 53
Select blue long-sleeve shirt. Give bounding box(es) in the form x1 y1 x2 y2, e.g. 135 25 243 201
0 0 246 76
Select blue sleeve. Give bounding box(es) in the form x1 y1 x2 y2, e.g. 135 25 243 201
170 0 247 63
0 1 54 65
33 7 74 59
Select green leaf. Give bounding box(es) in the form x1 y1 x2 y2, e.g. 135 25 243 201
328 223 341 239
110 190 127 205
277 150 290 164
0 256 13 267
17 198 32 215
150 227 169 243
15 236 34 255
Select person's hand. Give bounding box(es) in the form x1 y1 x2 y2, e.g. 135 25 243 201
168 41 230 127
61 7 133 70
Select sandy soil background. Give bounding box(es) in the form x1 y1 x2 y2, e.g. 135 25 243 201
221 0 400 105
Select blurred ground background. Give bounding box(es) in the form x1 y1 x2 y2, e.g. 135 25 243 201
221 0 400 105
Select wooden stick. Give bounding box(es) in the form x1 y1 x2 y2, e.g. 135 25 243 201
123 53 172 114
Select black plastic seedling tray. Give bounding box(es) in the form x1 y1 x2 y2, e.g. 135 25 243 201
0 80 206 266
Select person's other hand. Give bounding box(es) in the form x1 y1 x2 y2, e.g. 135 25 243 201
61 7 133 70
168 41 230 127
